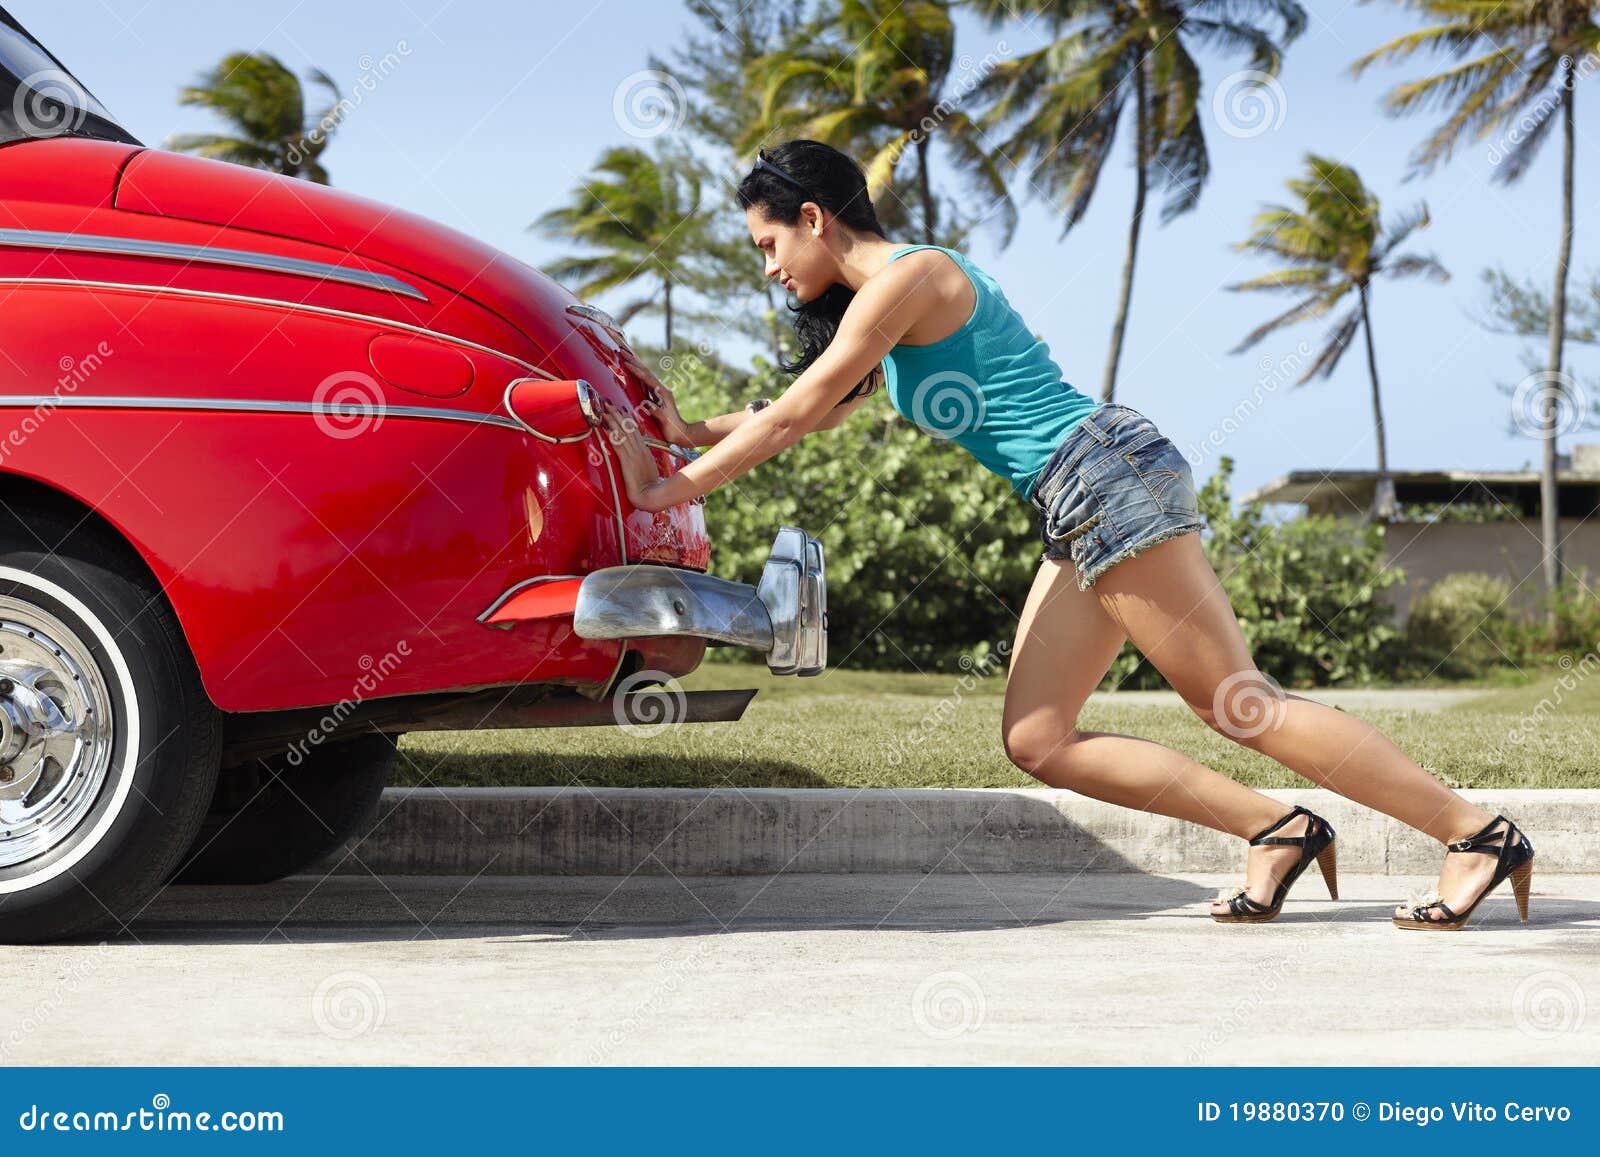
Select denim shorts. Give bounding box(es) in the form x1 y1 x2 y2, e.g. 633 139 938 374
1025 402 1206 589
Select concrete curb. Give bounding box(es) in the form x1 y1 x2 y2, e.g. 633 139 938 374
331 787 1597 877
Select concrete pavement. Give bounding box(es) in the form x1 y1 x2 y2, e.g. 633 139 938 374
3 872 1596 1065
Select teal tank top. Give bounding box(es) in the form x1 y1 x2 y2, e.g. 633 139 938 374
880 244 1100 496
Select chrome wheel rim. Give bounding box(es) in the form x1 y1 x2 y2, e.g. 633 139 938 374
0 597 115 868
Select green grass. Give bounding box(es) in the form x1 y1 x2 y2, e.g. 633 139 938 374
394 659 1600 791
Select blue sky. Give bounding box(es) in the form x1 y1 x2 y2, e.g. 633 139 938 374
22 0 1598 500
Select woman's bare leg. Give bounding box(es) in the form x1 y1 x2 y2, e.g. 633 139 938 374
1001 556 1292 850
1089 531 1512 918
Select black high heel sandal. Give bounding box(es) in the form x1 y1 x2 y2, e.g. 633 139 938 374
1392 814 1534 932
1211 804 1338 923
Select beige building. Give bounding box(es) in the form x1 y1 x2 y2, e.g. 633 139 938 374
1241 444 1600 625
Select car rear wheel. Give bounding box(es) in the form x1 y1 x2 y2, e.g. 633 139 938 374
0 511 221 944
171 733 397 885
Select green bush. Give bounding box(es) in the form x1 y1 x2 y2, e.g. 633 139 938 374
1538 566 1600 657
1404 572 1520 679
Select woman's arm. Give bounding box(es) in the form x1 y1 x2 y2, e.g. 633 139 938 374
680 385 872 444
811 369 879 430
626 348 873 447
601 270 921 511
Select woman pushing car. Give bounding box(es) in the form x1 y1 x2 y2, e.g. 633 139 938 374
598 139 1533 932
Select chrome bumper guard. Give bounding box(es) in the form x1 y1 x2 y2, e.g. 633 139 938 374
572 526 826 676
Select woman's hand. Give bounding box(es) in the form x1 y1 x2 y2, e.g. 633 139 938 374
619 347 697 446
598 401 668 512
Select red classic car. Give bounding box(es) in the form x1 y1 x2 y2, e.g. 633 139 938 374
0 11 824 942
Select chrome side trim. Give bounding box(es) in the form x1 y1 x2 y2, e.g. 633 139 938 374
0 278 558 380
0 393 525 430
0 227 428 301
592 429 630 566
475 575 587 624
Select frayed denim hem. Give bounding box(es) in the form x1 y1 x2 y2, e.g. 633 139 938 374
1074 519 1204 591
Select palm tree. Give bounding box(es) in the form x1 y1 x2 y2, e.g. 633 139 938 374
741 0 1017 247
531 144 722 350
967 0 1307 403
167 52 341 183
651 0 822 360
1352 0 1600 605
1227 155 1448 521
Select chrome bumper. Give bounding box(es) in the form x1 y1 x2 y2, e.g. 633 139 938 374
572 526 826 676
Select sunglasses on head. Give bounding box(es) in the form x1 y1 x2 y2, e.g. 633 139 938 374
754 149 815 198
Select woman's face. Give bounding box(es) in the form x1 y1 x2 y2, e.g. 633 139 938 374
746 204 831 302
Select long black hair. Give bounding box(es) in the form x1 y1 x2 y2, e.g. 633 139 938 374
736 139 888 403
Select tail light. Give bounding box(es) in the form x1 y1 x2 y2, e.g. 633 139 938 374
503 377 602 441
